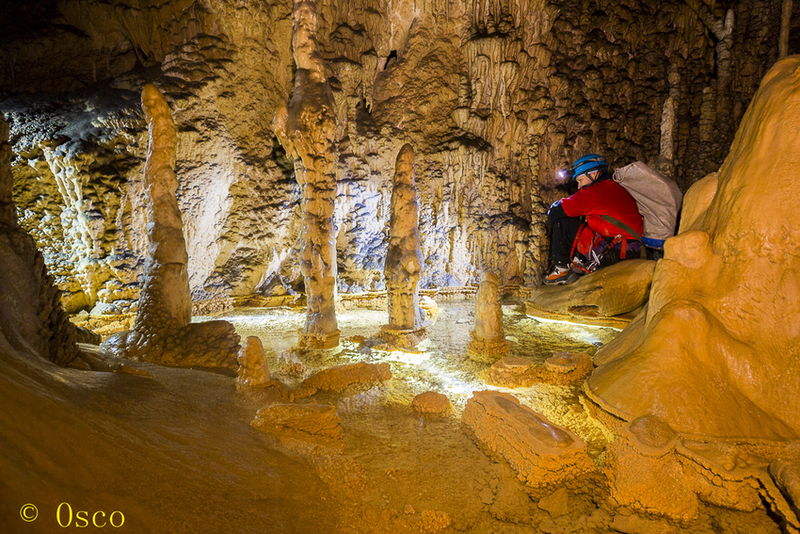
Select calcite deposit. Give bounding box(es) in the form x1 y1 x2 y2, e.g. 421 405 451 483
236 336 270 391
298 361 392 396
412 391 452 416
588 57 800 441
102 85 239 370
467 271 509 359
273 0 340 350
251 403 344 450
527 259 655 322
462 390 594 491
379 144 428 349
484 352 593 388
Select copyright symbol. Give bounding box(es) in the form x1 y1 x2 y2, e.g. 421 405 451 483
19 503 38 522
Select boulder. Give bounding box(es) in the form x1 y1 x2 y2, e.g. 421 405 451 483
412 391 452 415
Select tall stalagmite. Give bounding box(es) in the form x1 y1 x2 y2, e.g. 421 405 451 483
102 85 239 370
273 0 339 350
379 144 427 349
135 84 192 335
468 271 509 359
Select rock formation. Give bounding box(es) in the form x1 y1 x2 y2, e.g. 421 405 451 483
251 403 344 451
297 362 392 398
0 114 78 366
527 259 655 324
462 391 594 491
379 144 427 349
273 0 340 350
587 57 800 441
236 336 270 391
467 271 509 359
102 85 239 370
484 352 593 388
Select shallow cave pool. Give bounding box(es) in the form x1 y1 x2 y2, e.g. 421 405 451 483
198 300 619 454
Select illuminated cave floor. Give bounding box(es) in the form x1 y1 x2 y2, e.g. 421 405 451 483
0 302 781 533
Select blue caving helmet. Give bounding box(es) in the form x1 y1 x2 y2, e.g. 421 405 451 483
570 153 608 180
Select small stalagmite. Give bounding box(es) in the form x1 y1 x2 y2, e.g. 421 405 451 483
379 144 427 349
273 0 339 350
236 336 270 391
468 271 509 359
102 85 239 370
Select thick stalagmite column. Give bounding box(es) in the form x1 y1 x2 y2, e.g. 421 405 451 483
273 0 339 350
379 144 427 349
134 84 192 335
468 271 509 359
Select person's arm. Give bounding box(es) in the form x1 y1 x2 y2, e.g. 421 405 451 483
560 187 595 217
547 199 567 224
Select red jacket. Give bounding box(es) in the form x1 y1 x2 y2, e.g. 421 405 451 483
561 178 643 255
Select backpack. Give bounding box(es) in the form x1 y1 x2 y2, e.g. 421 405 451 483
613 162 683 249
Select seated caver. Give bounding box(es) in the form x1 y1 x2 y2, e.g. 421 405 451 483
544 153 644 285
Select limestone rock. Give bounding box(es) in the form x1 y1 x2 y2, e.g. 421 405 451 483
411 391 452 416
537 487 570 518
467 271 509 359
300 362 392 394
251 403 343 449
544 352 591 375
0 115 78 366
528 259 655 320
419 296 440 325
603 417 777 524
236 336 270 390
462 390 594 490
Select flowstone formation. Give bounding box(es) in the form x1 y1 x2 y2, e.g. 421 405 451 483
585 57 800 528
378 144 428 349
102 85 239 370
0 115 78 366
273 0 339 350
467 271 509 360
527 259 655 324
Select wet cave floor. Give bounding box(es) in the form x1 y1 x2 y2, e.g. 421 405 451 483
193 300 621 533
2 302 781 533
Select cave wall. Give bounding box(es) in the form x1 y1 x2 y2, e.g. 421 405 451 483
0 0 787 311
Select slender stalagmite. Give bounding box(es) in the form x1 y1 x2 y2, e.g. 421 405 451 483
468 271 509 359
273 0 340 349
101 85 239 370
134 84 192 335
379 144 427 349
